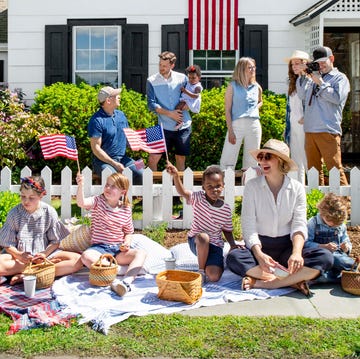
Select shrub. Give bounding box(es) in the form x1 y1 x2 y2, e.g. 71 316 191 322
0 88 60 172
142 222 168 246
0 191 20 228
306 189 324 219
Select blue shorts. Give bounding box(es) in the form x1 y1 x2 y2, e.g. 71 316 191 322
85 243 121 257
164 127 191 156
188 236 224 269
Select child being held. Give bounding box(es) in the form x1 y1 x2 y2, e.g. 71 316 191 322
76 172 146 296
175 65 203 129
305 193 355 282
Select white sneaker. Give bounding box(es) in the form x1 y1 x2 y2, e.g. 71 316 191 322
111 280 131 297
0 276 7 285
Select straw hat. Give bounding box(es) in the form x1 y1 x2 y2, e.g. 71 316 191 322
284 50 310 63
250 139 298 171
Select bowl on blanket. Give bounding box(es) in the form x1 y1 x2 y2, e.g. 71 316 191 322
156 270 202 304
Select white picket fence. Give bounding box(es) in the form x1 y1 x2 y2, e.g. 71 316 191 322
1 165 360 229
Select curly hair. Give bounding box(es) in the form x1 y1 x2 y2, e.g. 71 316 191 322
202 165 224 183
317 193 349 226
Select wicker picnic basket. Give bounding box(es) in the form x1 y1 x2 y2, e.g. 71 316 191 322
156 269 203 304
341 257 360 296
23 258 55 289
89 253 118 286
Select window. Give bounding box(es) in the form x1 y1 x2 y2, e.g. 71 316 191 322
73 26 121 87
190 50 238 88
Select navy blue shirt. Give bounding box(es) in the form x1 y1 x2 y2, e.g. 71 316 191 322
88 107 129 159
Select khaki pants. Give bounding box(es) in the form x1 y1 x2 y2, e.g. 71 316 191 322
305 132 348 186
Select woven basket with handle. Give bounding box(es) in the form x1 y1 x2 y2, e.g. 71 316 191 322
156 269 202 304
341 256 360 296
23 258 55 289
89 253 118 286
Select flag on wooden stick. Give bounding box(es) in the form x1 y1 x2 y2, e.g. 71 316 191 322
123 125 167 153
39 134 78 160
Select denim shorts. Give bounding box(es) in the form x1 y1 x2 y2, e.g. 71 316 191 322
188 236 224 269
164 127 191 156
85 243 121 257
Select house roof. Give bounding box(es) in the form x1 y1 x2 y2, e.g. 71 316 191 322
0 9 7 43
289 0 340 26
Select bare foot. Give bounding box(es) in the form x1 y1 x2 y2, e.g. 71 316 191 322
9 274 24 285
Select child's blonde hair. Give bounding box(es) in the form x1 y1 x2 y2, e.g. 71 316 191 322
107 173 131 207
317 193 348 226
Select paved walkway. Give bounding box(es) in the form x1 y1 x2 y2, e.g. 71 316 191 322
184 283 360 318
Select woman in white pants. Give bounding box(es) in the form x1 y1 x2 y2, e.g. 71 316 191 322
284 50 310 185
220 57 263 170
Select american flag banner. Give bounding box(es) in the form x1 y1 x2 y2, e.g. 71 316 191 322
123 125 167 154
39 134 78 161
188 0 238 50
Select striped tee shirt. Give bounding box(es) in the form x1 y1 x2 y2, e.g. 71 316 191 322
187 191 233 248
90 195 134 245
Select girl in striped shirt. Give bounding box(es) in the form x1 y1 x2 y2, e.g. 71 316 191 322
166 162 241 283
0 176 83 286
76 172 146 296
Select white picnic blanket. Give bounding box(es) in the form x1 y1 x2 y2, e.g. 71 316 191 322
52 269 295 334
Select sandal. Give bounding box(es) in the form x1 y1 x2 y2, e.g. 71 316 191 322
292 281 312 297
241 276 256 291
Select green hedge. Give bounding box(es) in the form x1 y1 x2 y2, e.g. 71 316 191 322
15 83 286 176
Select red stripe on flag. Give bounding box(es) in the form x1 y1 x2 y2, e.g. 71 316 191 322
39 134 78 161
189 0 238 50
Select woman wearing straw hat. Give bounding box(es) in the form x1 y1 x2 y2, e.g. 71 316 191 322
284 50 310 185
226 139 333 296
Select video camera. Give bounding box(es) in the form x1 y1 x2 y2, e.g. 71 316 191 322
305 61 320 74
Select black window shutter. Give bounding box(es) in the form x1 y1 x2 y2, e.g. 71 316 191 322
45 25 70 85
161 24 188 72
122 24 149 94
244 24 268 90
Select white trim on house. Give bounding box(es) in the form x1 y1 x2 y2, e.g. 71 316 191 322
5 0 360 102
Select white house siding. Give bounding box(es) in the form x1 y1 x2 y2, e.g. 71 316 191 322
7 0 337 102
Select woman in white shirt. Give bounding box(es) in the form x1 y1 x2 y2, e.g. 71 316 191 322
284 50 310 184
226 139 333 296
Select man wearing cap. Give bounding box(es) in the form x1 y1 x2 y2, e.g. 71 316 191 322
88 86 143 184
146 51 192 171
296 46 350 185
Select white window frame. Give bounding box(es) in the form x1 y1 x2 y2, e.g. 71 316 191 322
189 49 239 86
72 25 122 87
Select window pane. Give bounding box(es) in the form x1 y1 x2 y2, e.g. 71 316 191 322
222 51 235 58
75 72 91 85
91 28 104 49
91 50 104 70
76 28 89 49
104 72 118 88
208 59 220 70
105 50 117 70
207 50 218 57
195 59 206 69
76 50 89 70
223 59 235 71
105 28 118 49
194 50 206 57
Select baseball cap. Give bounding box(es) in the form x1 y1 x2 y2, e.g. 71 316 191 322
97 86 121 103
312 46 333 62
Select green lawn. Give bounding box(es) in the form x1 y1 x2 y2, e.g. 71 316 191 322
0 314 359 358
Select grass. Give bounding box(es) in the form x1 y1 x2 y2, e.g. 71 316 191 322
0 314 359 358
45 198 360 358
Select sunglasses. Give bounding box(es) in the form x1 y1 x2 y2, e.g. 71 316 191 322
256 153 273 161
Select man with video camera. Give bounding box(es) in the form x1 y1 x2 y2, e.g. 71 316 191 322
296 46 350 186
